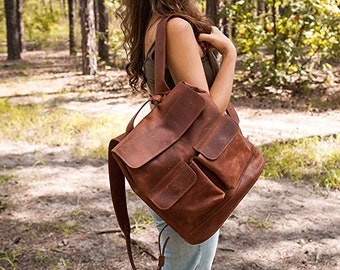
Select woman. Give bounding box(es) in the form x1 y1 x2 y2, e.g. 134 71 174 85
118 0 237 269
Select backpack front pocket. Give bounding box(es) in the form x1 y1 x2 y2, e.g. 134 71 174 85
149 160 225 226
194 116 253 190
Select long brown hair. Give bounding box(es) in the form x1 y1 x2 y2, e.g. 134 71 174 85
117 0 213 91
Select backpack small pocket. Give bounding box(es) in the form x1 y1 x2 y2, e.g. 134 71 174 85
149 160 225 226
194 116 253 190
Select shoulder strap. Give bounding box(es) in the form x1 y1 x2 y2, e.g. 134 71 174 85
108 136 137 270
154 16 174 94
154 16 240 124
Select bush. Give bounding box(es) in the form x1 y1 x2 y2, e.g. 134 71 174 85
221 0 340 91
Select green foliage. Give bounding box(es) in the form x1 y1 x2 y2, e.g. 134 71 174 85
222 0 340 90
0 0 69 48
260 135 340 189
23 1 68 49
106 1 126 66
196 0 207 11
24 4 56 40
108 27 125 67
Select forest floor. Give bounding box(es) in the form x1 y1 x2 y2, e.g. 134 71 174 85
0 50 340 270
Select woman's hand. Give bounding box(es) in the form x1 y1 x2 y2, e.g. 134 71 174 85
198 27 237 59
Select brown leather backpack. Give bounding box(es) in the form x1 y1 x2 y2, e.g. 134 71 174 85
108 17 265 269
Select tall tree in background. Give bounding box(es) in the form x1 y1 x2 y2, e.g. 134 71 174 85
61 0 67 16
230 0 237 37
80 0 97 75
43 0 54 13
4 0 21 60
257 0 265 15
50 0 53 13
271 0 278 68
17 0 25 52
206 0 218 25
97 0 109 63
68 0 77 55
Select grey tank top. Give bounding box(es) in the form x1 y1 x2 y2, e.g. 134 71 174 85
143 42 218 95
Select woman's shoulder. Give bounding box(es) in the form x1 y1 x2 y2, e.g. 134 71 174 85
167 17 194 37
166 16 205 60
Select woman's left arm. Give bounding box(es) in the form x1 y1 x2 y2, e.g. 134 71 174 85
198 27 237 112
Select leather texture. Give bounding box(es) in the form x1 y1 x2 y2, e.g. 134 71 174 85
108 16 265 270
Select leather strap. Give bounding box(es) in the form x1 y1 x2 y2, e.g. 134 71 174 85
154 16 175 94
154 16 240 124
126 100 150 134
108 137 137 270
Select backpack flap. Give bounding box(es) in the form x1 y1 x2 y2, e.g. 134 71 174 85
113 83 205 169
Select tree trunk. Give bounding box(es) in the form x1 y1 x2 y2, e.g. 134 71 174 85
80 0 97 75
61 0 66 16
257 0 265 16
257 0 265 30
223 0 237 39
4 0 21 60
271 1 278 69
68 0 77 55
50 0 53 13
97 0 109 63
206 0 218 25
17 0 25 52
93 0 98 30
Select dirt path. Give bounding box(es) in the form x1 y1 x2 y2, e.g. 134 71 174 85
0 51 340 270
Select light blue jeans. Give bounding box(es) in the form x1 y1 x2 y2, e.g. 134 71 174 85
149 209 219 270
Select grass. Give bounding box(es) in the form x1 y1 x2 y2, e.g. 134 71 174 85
0 199 9 213
0 168 16 213
0 98 130 159
53 219 78 237
247 214 271 228
260 134 340 189
0 249 18 270
33 250 58 268
21 210 84 239
0 168 16 184
131 208 153 232
53 209 88 237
